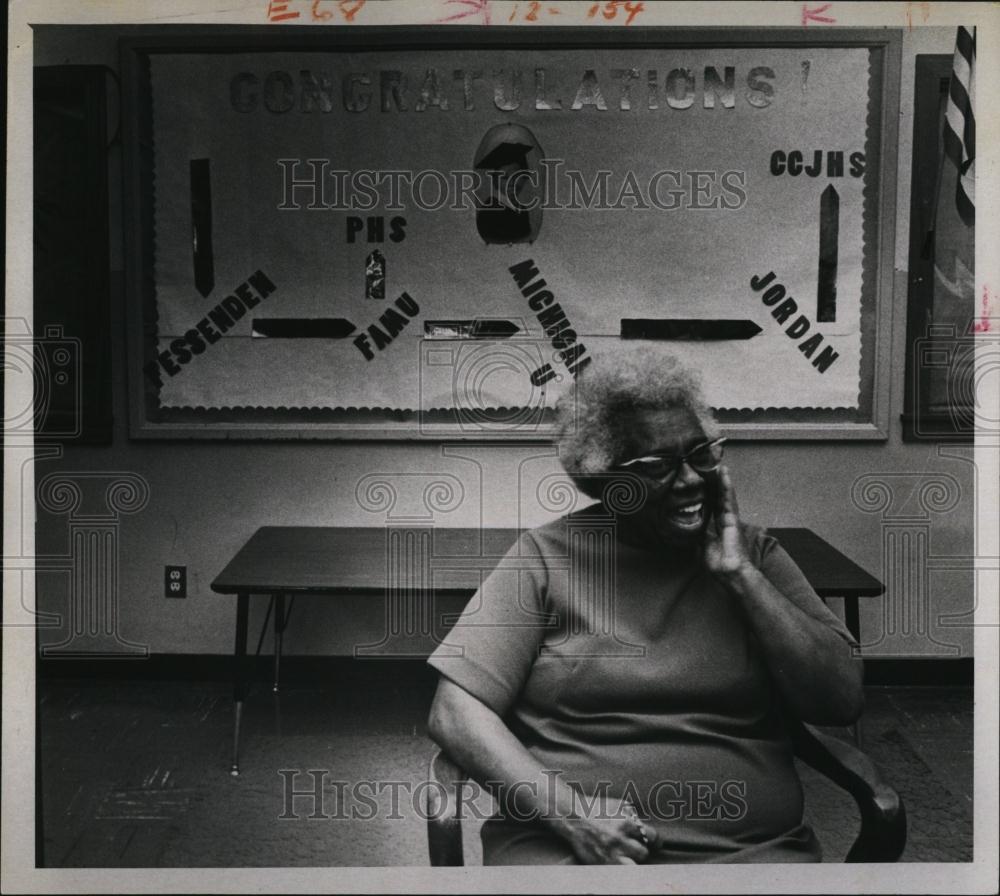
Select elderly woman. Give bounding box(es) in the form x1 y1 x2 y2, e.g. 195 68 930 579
427 352 863 864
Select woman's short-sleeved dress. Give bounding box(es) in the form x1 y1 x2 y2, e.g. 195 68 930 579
427 505 858 864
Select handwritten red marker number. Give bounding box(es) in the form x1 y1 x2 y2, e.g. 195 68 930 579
310 0 366 21
508 1 562 22
587 1 644 25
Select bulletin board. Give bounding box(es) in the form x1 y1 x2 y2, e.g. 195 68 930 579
121 28 900 439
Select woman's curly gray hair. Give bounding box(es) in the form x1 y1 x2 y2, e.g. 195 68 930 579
555 349 717 499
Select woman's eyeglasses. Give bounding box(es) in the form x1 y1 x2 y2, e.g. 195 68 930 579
615 437 727 484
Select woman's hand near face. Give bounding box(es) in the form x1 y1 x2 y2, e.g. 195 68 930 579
698 465 865 726
702 465 752 582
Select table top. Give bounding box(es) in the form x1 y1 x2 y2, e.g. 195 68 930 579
211 525 884 598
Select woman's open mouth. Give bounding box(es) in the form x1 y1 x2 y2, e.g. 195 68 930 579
664 500 706 531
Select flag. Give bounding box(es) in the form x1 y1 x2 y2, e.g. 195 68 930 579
943 26 975 225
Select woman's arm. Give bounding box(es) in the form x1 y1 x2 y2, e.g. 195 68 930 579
703 466 865 726
427 677 654 864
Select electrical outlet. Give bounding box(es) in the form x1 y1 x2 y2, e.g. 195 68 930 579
165 565 187 598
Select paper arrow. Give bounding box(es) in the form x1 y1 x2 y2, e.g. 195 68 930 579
620 319 763 340
190 159 215 298
424 320 521 339
251 318 357 338
817 184 839 322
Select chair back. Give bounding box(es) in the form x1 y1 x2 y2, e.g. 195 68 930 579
426 749 467 866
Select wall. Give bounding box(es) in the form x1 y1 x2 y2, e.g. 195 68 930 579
33 25 975 660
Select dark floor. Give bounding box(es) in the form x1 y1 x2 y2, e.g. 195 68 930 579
38 662 973 867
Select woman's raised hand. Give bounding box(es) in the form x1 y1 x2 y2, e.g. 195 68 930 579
702 465 752 582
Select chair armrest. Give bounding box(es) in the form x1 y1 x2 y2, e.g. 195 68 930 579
790 720 907 862
426 748 469 866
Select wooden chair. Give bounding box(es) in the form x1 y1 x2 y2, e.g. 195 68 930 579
426 719 906 866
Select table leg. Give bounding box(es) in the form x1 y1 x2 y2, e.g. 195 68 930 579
231 593 250 776
844 597 861 647
273 594 286 693
851 717 864 749
844 597 864 748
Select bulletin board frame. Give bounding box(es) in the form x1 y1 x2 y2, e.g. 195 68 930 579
121 26 901 441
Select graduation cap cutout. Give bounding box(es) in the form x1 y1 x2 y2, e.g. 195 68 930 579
472 124 544 245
